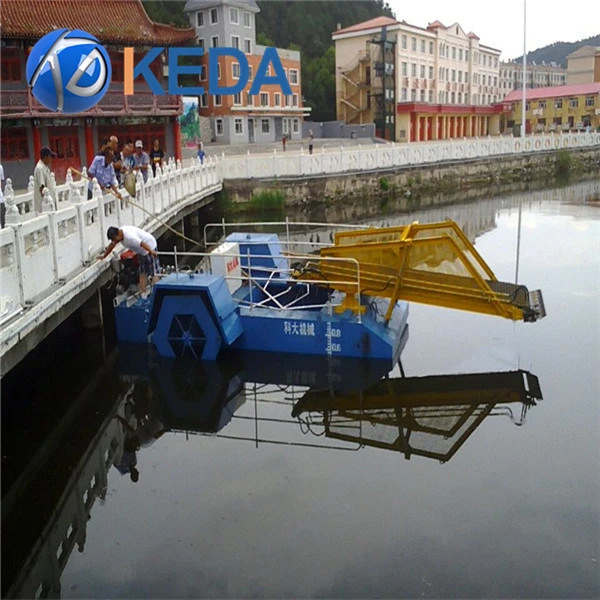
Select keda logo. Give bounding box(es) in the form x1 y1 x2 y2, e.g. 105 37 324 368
27 29 111 113
123 47 292 97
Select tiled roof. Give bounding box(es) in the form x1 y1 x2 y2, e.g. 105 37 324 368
502 82 600 102
427 20 447 29
333 16 398 36
0 0 196 45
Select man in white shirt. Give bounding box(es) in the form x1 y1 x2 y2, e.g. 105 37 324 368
33 147 57 213
0 163 5 228
102 225 159 292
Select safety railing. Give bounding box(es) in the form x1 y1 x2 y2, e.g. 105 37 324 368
0 156 221 341
216 131 600 180
148 246 364 321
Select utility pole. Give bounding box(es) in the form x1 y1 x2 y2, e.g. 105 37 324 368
520 0 527 138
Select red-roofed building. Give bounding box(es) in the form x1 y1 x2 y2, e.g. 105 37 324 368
332 16 503 142
498 82 600 133
0 0 196 186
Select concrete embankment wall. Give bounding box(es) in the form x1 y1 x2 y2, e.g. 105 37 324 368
222 147 600 219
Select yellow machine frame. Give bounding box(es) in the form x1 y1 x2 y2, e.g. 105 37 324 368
296 220 545 322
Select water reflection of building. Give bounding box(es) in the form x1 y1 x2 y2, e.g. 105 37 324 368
2 347 542 598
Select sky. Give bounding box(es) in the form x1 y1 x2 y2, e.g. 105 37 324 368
386 0 599 60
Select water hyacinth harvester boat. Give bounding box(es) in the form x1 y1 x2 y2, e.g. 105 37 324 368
113 219 546 364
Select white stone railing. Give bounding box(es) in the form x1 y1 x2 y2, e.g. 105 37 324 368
0 156 220 339
217 131 600 179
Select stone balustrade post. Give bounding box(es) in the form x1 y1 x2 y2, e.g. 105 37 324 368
4 179 20 225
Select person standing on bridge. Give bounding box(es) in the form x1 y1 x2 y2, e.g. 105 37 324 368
87 146 123 201
102 226 160 293
33 147 57 213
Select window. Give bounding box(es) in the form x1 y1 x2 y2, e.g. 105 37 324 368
244 38 252 53
411 37 417 51
260 92 269 107
458 92 462 103
420 90 425 102
411 63 416 77
569 98 578 108
243 11 251 27
1 127 29 160
230 7 238 23
232 63 240 79
458 71 462 83
420 65 425 78
283 118 289 134
289 69 298 84
1 47 21 81
274 93 281 107
233 92 242 105
428 66 433 79
248 65 253 80
234 118 243 134
402 62 407 76
459 48 463 61
451 69 456 82
200 93 208 107
525 102 530 110
200 65 207 80
210 8 218 23
452 47 456 59
197 38 205 51
554 99 563 109
411 89 416 101
231 36 240 50
215 118 223 136
428 90 433 103
218 63 222 79
401 88 407 101
214 95 222 106
401 35 407 50
585 96 595 107
211 36 219 48
246 92 253 106
285 95 291 107
292 118 299 133
261 118 270 133
196 11 204 27
420 39 426 53
292 94 298 107
538 100 546 110
429 41 434 54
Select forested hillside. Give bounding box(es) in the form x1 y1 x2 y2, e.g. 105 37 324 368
513 34 600 66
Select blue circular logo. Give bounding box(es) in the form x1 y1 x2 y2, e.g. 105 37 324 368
27 28 111 113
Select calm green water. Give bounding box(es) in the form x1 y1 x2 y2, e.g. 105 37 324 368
2 180 599 599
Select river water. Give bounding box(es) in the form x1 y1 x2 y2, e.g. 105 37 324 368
2 179 599 599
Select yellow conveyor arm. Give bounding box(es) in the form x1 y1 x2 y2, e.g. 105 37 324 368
297 220 546 322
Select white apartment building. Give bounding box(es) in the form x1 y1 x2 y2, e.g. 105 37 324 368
333 17 502 141
499 61 567 95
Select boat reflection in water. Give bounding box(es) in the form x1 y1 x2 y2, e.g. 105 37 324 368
291 369 542 463
3 339 542 599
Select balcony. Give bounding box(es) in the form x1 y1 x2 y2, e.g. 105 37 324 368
0 87 182 119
